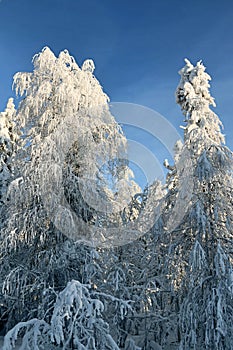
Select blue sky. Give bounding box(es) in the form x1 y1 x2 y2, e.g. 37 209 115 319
0 0 233 186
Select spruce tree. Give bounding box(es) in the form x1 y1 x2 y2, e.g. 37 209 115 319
160 59 233 349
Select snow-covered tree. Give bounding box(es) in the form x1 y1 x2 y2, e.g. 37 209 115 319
0 98 22 334
158 59 233 349
11 46 140 243
0 47 141 342
91 181 167 348
0 98 20 212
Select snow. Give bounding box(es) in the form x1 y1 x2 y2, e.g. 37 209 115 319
0 337 21 350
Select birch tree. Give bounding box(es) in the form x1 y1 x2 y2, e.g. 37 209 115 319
0 47 140 336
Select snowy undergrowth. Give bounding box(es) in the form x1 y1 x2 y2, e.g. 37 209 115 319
3 280 125 350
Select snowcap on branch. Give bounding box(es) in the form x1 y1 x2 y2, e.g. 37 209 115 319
176 59 225 146
0 98 17 144
82 59 95 73
176 58 215 116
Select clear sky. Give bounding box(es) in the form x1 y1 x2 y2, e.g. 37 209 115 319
0 0 233 186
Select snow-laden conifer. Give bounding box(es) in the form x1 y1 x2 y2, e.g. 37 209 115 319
163 59 233 349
